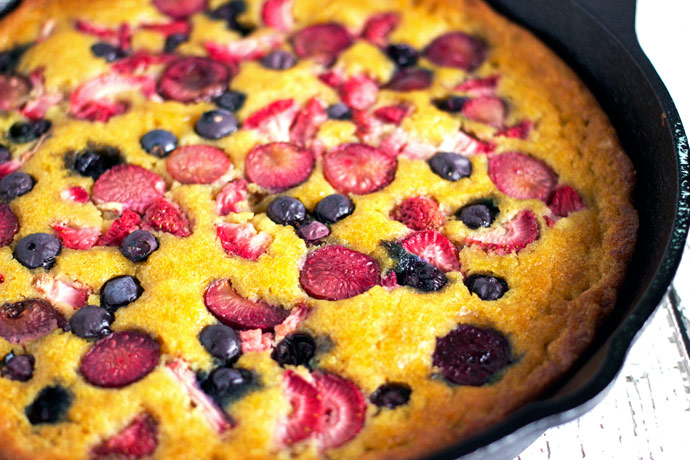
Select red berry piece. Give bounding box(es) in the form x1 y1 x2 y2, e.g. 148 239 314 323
204 33 284 64
384 68 433 91
80 330 160 388
33 274 91 311
391 196 444 231
496 120 533 140
381 270 398 289
488 152 557 201
153 0 207 19
277 370 321 446
465 209 540 255
432 324 511 386
98 210 141 247
60 186 90 203
318 70 344 88
291 23 353 65
239 329 275 353
399 230 460 273
52 224 101 250
93 164 166 214
0 159 21 180
0 74 31 111
112 52 176 74
158 57 233 103
70 73 157 122
340 75 378 110
142 198 191 237
0 202 19 247
290 98 328 147
204 279 289 330
74 20 130 48
141 20 191 36
313 372 366 450
424 32 487 71
243 99 299 141
455 75 500 96
300 245 380 301
91 413 159 460
216 222 272 261
361 12 399 47
0 299 65 344
323 143 396 195
461 96 506 127
451 130 495 156
262 0 294 32
273 304 311 343
373 105 408 124
245 142 314 192
548 185 585 217
166 145 231 185
216 179 250 215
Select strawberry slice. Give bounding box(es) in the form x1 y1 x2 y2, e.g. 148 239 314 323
0 160 22 180
340 75 378 110
299 245 380 301
0 202 19 247
93 164 166 214
277 370 321 446
399 230 460 273
450 130 494 156
322 143 396 195
142 198 191 237
216 222 272 261
313 372 366 450
244 142 314 192
166 358 234 434
98 210 141 246
274 304 310 342
548 185 585 217
384 68 433 91
0 299 65 344
0 74 31 111
496 120 533 139
461 96 506 127
361 12 399 47
166 145 231 185
290 98 327 148
60 186 90 203
239 328 275 353
373 105 408 124
80 330 160 388
318 70 344 88
216 179 250 215
52 224 101 250
488 152 558 201
91 413 159 460
153 0 207 19
74 20 131 49
112 52 176 74
465 209 540 255
243 99 300 142
70 73 157 122
141 20 191 36
455 75 499 97
204 32 284 64
391 196 444 231
21 68 62 120
158 57 233 103
291 23 353 65
380 270 398 289
204 279 289 330
33 274 91 312
424 32 487 71
262 0 294 32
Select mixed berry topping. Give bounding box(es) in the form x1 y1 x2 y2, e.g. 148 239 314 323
90 42 127 62
215 90 246 112
313 194 354 224
93 164 166 213
194 109 239 140
140 130 178 158
271 333 316 368
91 413 159 460
167 145 231 184
384 68 433 91
291 23 353 65
261 50 297 70
326 103 352 120
424 32 487 71
0 202 18 246
386 43 419 68
245 142 314 192
428 151 472 181
14 233 61 269
25 385 72 425
383 241 448 292
158 57 232 103
1 351 35 382
391 196 444 231
0 171 34 201
120 229 159 262
488 152 558 201
204 279 289 330
0 299 65 344
200 366 253 405
200 324 242 364
70 145 124 180
100 275 144 313
69 305 114 339
8 119 51 143
267 196 307 226
464 274 509 301
323 143 396 195
458 201 499 229
370 382 411 409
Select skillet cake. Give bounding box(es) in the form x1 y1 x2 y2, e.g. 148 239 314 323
0 0 637 459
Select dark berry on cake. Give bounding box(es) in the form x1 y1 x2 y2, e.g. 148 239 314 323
0 43 30 74
90 42 127 62
25 385 72 425
1 351 35 381
0 74 31 111
0 202 18 246
245 142 314 192
153 0 208 19
70 145 124 180
428 151 472 182
214 90 246 112
267 196 307 226
432 96 467 113
140 129 178 158
271 333 316 368
261 50 297 70
313 194 354 224
399 230 460 273
0 299 65 344
194 109 239 139
100 275 144 313
167 145 232 184
200 367 252 403
69 305 114 339
164 32 189 52
200 324 242 364
326 103 352 120
457 201 499 229
370 382 412 409
204 279 289 330
423 32 487 71
465 209 539 255
0 171 34 201
386 43 419 68
383 241 448 292
312 371 366 450
158 57 233 103
13 233 61 269
8 119 51 143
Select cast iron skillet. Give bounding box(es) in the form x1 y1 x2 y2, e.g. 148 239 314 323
0 0 687 459
425 0 690 459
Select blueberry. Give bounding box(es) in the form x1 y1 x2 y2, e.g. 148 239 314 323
215 90 246 112
0 171 35 201
70 145 123 179
464 275 508 301
140 129 178 158
327 103 352 120
313 193 354 224
208 1 253 35
432 96 467 113
298 221 330 243
25 385 72 425
267 196 307 226
194 109 239 140
90 42 126 62
164 33 188 53
0 43 30 74
370 383 412 409
271 333 316 368
2 351 35 381
385 44 418 68
457 201 498 229
261 50 297 70
200 324 241 364
8 119 51 143
200 366 252 399
100 275 144 313
428 152 472 181
69 306 113 339
13 233 61 269
119 230 159 262
0 145 10 163
383 241 447 292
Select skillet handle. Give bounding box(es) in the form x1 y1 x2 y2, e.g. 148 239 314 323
572 0 639 49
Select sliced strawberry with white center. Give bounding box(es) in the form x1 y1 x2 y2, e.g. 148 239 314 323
373 105 408 125
290 98 327 148
239 328 275 353
361 12 399 47
448 130 495 156
497 120 533 139
277 370 321 446
243 99 299 142
0 74 31 111
91 413 159 460
291 23 353 65
70 73 157 122
313 372 366 451
455 75 500 97
204 278 289 330
205 32 284 64
98 210 141 246
0 202 19 247
60 186 90 203
244 142 314 192
391 196 445 231
399 230 460 272
142 198 191 237
158 57 233 103
216 179 250 215
262 0 294 32
461 96 506 127
340 75 378 111
465 209 540 255
488 152 558 201
351 109 383 142
216 222 272 261
322 143 396 195
548 185 585 217
93 164 166 214
166 145 232 185
141 20 191 36
274 304 310 342
33 274 91 312
166 358 234 434
51 223 100 250
153 0 208 19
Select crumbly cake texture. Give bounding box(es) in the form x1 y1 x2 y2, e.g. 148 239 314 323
0 0 638 459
